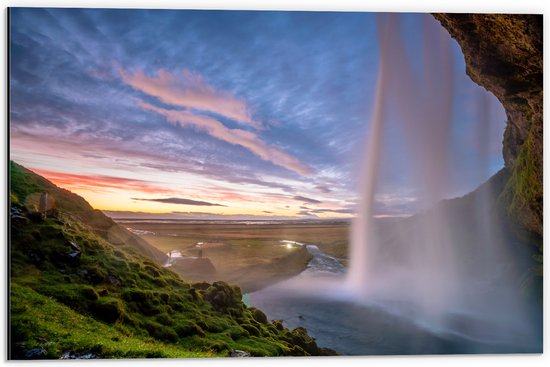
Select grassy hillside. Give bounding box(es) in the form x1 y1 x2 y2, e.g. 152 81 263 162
10 161 167 264
9 162 337 359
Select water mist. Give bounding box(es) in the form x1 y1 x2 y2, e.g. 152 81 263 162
347 13 538 344
250 13 541 354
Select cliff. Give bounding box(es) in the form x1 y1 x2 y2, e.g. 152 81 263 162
433 14 543 239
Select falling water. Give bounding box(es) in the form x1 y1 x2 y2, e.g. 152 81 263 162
250 13 541 353
347 13 538 340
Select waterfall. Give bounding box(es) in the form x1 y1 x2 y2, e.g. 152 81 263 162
249 14 539 352
346 13 534 335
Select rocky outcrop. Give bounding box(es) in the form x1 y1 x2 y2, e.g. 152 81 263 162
433 14 543 238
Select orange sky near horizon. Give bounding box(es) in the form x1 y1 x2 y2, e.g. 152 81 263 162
28 167 353 219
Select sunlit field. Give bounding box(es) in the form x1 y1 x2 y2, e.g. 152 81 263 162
117 219 350 292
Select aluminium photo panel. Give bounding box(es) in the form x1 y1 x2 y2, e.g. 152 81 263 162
7 7 543 359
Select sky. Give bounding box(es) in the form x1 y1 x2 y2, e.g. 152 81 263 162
9 8 506 219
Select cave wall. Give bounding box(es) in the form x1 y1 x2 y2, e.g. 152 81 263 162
434 14 543 239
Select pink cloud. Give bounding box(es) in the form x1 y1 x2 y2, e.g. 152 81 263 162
138 101 312 176
31 168 177 195
120 68 261 129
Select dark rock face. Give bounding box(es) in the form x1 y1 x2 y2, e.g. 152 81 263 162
434 14 543 237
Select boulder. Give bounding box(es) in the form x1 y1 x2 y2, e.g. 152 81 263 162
228 349 250 357
204 281 243 313
248 307 268 324
60 350 97 359
24 347 47 359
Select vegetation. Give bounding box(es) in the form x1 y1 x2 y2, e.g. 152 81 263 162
9 161 337 359
10 161 167 263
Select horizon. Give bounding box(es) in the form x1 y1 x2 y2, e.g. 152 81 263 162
10 9 506 219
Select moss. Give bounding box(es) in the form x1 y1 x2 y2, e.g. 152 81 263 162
90 297 125 323
248 307 269 324
155 312 174 326
241 323 261 337
10 162 334 359
500 130 543 238
174 321 206 338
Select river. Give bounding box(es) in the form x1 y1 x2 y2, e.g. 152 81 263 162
247 243 541 355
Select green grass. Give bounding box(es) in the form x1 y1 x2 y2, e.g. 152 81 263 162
9 161 337 359
10 283 212 359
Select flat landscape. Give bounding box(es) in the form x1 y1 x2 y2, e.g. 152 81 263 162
115 219 350 292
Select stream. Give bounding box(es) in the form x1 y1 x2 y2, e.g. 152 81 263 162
247 243 541 355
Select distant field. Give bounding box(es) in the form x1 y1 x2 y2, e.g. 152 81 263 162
114 220 350 292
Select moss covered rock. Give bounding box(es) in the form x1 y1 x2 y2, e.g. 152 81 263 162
433 14 543 238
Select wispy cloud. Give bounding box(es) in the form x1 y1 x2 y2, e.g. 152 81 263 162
131 197 226 206
294 195 322 204
120 68 261 129
298 207 354 216
31 168 175 194
315 184 332 193
137 101 312 176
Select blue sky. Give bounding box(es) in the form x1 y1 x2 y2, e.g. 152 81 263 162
9 8 506 218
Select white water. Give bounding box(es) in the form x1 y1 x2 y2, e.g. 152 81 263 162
250 14 541 354
346 13 536 338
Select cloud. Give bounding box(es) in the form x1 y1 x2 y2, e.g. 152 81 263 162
131 197 226 206
120 68 261 129
30 168 175 194
297 207 354 217
309 208 354 214
315 184 332 193
263 210 274 214
137 101 312 176
297 210 318 217
294 195 322 204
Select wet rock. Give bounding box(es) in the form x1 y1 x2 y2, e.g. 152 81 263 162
434 14 542 237
67 241 81 252
24 347 47 359
11 206 24 216
227 349 250 357
60 350 97 359
10 214 29 227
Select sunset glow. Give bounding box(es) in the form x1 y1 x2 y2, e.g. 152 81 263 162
10 9 506 219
